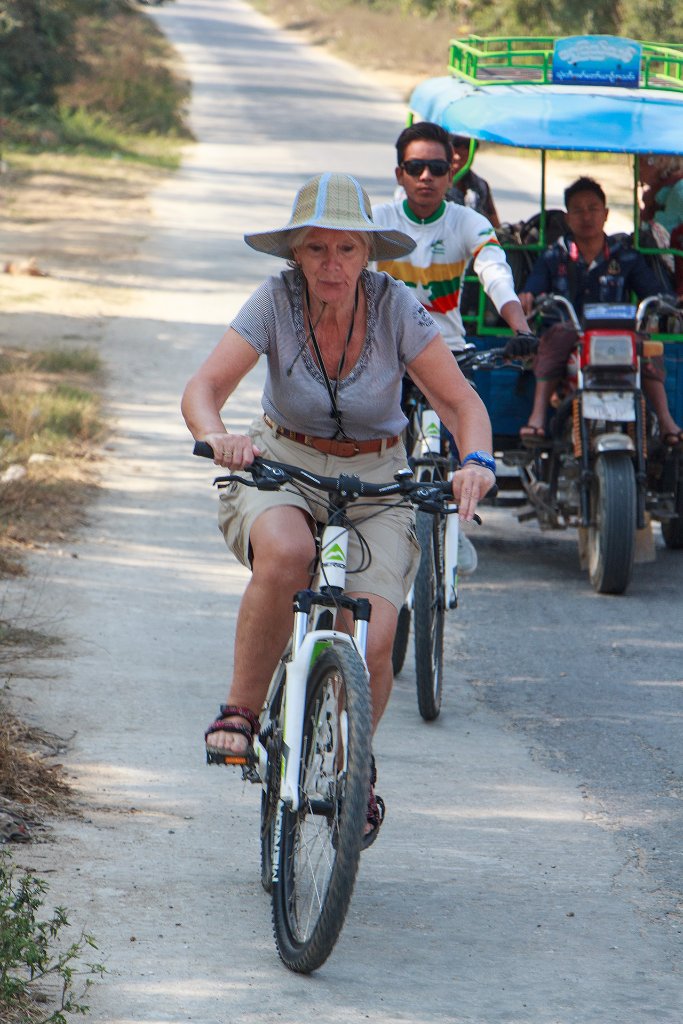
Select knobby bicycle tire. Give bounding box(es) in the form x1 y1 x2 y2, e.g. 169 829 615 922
391 603 411 676
414 509 445 721
260 663 286 893
271 644 371 973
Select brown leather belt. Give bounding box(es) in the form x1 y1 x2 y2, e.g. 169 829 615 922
263 414 400 458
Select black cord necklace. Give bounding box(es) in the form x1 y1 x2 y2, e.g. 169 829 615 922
304 281 359 439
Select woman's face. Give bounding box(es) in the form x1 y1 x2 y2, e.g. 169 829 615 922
293 228 369 307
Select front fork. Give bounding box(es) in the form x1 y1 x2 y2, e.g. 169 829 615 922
415 408 459 609
278 579 370 811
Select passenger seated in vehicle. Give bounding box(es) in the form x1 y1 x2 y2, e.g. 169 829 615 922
639 154 683 298
514 176 683 448
445 134 500 227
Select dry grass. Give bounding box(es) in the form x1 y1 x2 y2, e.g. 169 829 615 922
0 466 98 554
0 562 80 821
0 347 103 578
0 345 101 816
0 707 73 815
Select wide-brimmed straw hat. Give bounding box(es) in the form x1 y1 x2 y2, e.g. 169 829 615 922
243 172 415 261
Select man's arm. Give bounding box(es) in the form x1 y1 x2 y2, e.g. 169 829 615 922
518 251 553 314
499 299 532 332
463 210 530 329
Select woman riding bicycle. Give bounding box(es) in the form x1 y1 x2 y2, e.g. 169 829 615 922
181 172 495 844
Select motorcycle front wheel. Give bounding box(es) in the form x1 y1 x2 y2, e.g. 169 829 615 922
587 452 636 594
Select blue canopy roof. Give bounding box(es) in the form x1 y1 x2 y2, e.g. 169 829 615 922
409 76 683 154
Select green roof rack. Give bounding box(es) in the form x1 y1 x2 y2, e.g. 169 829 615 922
447 36 683 93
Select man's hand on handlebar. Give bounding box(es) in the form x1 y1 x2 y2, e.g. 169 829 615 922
200 431 262 469
502 331 539 359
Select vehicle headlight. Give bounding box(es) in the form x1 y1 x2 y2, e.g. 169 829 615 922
582 331 636 368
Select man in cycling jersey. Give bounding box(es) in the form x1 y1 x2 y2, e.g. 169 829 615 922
373 122 533 570
373 122 532 353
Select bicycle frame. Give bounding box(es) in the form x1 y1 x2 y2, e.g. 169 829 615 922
406 389 460 609
253 518 369 811
194 446 462 970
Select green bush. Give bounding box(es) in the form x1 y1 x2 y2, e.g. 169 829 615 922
1 0 191 154
56 3 191 137
0 850 104 1023
0 1 88 113
341 0 683 40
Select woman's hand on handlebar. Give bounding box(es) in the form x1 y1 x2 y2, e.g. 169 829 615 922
200 431 262 469
451 464 495 522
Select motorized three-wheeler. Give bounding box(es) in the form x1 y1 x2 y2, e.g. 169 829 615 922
407 34 683 594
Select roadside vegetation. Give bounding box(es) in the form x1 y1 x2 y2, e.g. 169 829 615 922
0 346 104 578
0 346 104 1019
0 0 190 166
1 5 188 1018
249 0 679 61
0 0 190 644
0 851 104 1024
250 0 683 88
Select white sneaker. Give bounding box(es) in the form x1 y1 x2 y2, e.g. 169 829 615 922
458 532 478 576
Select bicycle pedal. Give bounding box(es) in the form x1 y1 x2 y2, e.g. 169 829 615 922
242 764 261 784
206 748 257 769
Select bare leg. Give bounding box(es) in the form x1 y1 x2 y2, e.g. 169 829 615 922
522 378 559 433
642 377 682 440
522 323 578 436
208 506 316 755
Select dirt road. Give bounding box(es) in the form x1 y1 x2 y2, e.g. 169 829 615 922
2 1 681 1021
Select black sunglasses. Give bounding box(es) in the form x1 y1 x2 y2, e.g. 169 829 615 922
401 159 451 178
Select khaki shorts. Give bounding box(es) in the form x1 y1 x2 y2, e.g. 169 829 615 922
217 417 421 611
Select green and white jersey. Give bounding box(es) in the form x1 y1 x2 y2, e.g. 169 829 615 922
373 199 517 349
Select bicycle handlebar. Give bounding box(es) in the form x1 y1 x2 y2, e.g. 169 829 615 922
192 443 482 518
456 346 509 370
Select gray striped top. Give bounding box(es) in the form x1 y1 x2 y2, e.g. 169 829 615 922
231 268 438 439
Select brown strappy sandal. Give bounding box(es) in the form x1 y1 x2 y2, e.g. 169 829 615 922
205 704 260 766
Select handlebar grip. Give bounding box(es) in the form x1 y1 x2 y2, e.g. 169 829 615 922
193 441 215 459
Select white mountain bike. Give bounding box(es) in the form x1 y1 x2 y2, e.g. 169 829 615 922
393 349 495 720
195 444 456 973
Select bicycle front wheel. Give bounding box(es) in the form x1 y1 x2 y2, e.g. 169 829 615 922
414 510 445 721
271 645 371 973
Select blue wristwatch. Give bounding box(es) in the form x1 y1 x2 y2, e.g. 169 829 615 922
461 450 496 474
